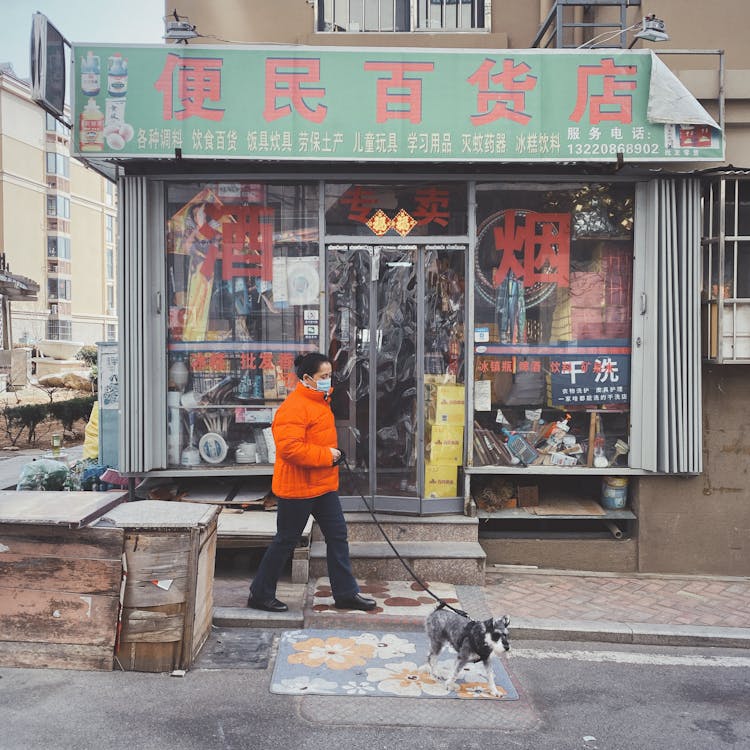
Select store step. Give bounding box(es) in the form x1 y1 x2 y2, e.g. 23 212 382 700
309 540 486 585
312 512 479 544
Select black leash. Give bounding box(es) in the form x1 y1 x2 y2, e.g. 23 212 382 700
340 454 468 619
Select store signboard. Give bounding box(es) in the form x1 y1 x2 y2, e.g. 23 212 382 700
549 354 630 407
70 44 723 162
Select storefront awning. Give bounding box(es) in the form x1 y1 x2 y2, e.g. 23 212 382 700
71 44 724 164
0 271 39 301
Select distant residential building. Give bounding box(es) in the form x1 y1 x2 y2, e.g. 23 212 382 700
0 62 117 345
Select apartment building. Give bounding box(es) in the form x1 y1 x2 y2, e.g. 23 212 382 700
0 63 117 346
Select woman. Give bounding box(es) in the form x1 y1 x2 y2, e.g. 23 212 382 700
247 352 376 612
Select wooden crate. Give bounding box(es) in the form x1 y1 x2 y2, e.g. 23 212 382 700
99 500 219 673
0 491 127 671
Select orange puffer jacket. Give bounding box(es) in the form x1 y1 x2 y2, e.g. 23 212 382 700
271 383 338 499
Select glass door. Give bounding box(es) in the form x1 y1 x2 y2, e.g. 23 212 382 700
327 243 465 513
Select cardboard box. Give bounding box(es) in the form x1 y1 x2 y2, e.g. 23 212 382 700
424 463 458 498
426 421 464 464
426 384 466 425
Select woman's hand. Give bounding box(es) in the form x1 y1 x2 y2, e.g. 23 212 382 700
329 448 341 465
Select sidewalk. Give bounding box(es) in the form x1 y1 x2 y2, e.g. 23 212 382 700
213 560 750 649
483 565 750 648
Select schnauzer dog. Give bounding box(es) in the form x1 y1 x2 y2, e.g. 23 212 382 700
424 604 511 697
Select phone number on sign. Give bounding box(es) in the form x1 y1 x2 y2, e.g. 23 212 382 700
567 142 660 156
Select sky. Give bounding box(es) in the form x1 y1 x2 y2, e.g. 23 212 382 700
0 0 165 80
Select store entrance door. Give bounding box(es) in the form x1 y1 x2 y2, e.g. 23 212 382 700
327 243 465 514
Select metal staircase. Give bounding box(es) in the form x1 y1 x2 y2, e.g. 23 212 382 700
531 0 642 49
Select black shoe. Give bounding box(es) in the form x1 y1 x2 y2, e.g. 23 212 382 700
246 596 288 612
334 593 377 611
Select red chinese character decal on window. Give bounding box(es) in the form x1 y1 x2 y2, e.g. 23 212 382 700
363 61 435 124
491 210 570 288
569 58 637 125
220 206 274 284
412 187 450 227
258 352 275 370
208 352 228 372
467 58 537 126
263 58 327 123
240 353 256 370
339 186 379 223
154 54 225 121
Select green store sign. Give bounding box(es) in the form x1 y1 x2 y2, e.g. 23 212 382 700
71 44 724 163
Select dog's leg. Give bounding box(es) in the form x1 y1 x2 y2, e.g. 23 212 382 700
445 657 468 692
483 659 502 698
425 646 441 677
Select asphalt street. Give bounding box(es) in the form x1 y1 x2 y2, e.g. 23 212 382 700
1 638 748 750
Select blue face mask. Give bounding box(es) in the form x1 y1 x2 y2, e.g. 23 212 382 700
315 377 331 393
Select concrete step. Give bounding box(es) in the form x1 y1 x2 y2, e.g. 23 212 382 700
310 540 486 585
311 512 479 543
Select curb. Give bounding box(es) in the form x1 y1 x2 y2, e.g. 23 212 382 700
512 617 750 649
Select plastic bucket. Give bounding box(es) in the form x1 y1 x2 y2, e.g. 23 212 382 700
601 477 628 509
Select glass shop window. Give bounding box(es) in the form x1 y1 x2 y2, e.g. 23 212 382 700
324 182 467 237
165 181 321 468
472 183 634 470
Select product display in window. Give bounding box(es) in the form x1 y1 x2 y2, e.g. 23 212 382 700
165 181 320 468
472 183 634 469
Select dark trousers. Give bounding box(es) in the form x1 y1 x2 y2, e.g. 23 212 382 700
249 491 359 602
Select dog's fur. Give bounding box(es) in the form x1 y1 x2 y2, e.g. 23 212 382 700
424 605 511 697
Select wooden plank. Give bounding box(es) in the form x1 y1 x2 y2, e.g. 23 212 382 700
0 554 121 595
179 526 200 670
116 638 181 673
0 491 126 527
101 500 219 529
0 641 114 671
0 525 124 560
0 588 119 645
191 524 217 661
120 605 185 643
122 532 190 606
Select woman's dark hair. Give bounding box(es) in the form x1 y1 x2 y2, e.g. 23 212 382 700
294 352 331 380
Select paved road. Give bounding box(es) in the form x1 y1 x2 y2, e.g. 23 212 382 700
1 639 748 750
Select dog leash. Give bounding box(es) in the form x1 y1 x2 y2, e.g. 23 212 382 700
340 454 468 619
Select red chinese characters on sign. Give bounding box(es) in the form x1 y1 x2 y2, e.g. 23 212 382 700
569 58 637 125
491 210 571 288
412 187 450 227
154 54 225 121
363 61 435 124
263 58 327 124
467 58 537 126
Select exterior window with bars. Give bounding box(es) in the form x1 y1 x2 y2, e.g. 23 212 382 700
46 319 72 340
317 0 486 32
47 236 71 260
702 177 750 362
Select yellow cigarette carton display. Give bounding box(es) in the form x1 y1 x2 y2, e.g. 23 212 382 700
426 421 464 464
424 462 459 498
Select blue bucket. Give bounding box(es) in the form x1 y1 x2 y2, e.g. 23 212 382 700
601 477 628 509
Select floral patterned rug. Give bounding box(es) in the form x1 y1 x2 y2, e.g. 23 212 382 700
270 629 518 701
311 578 461 615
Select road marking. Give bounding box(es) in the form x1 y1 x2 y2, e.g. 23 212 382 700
509 649 750 668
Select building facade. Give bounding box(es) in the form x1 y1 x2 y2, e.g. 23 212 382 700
0 64 118 347
68 0 749 577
